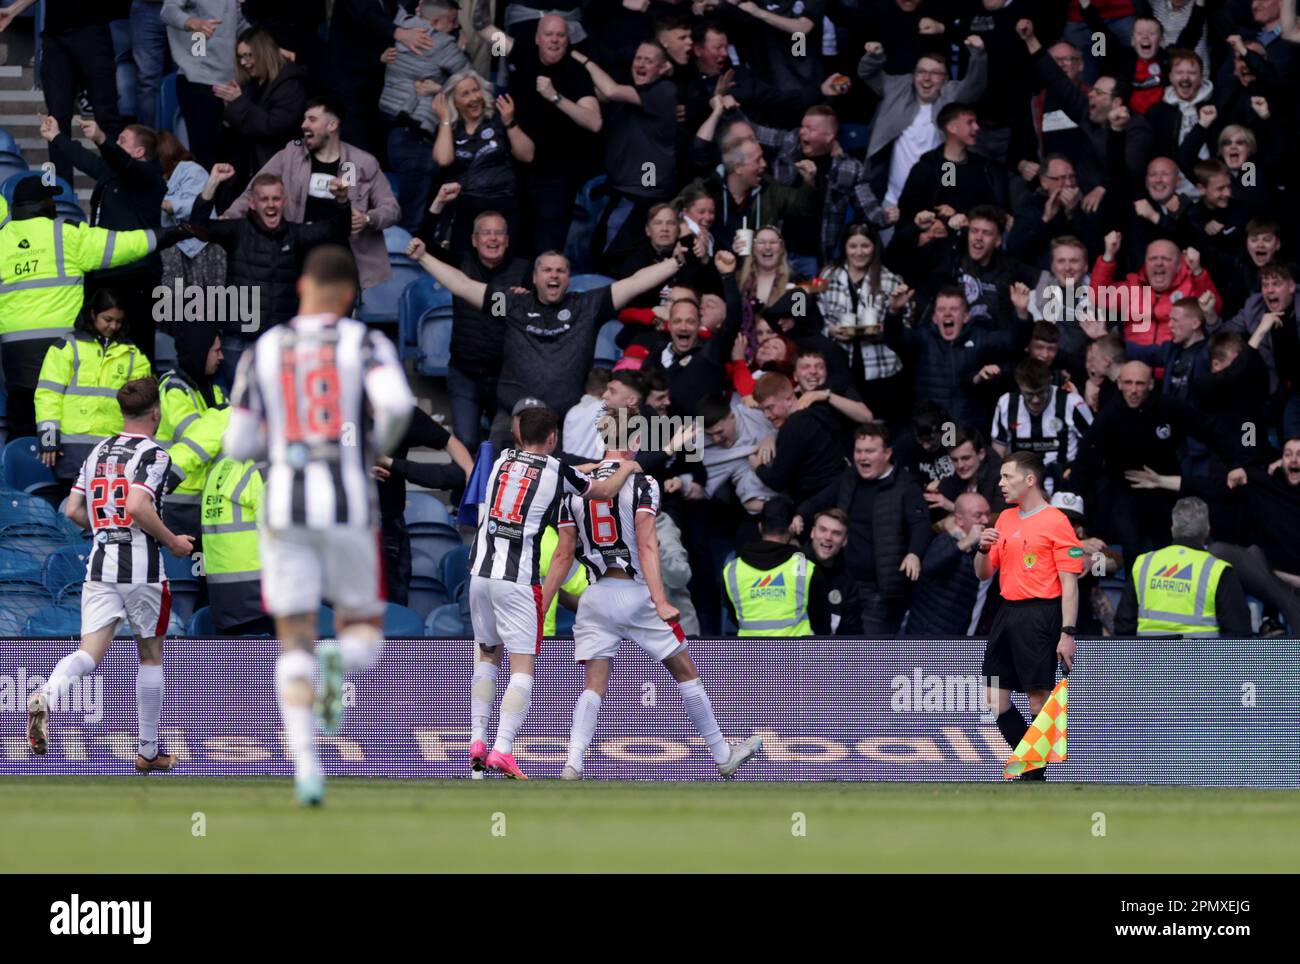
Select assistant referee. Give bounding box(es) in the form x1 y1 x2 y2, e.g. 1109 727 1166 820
974 450 1084 781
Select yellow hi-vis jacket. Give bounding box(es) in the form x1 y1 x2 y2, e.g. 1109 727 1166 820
202 457 265 632
539 525 589 635
723 551 815 637
34 334 151 477
159 371 229 508
1132 544 1229 637
0 216 156 387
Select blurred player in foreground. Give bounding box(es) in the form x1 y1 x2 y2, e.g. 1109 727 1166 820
27 378 195 771
468 406 642 780
552 408 763 779
974 450 1083 781
223 246 415 805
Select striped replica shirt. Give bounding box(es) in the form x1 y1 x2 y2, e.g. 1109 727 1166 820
990 386 1093 493
224 314 415 530
559 461 659 584
470 448 593 585
73 433 171 584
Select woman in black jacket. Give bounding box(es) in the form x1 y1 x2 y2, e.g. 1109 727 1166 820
215 27 311 191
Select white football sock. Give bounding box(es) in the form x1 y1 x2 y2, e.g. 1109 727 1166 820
492 672 533 755
338 623 384 673
276 650 321 780
679 677 729 764
136 664 165 759
470 661 498 745
42 649 96 711
566 689 602 772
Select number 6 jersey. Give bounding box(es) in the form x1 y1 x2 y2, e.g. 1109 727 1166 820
470 448 594 585
74 433 171 583
559 461 660 584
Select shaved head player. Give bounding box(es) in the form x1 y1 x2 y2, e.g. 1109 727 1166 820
974 450 1084 780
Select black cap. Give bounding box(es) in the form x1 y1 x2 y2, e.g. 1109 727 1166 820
13 176 60 207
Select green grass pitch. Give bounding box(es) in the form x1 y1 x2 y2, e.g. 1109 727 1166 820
3 777 1297 872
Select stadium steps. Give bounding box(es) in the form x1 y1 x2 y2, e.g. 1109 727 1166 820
0 58 97 204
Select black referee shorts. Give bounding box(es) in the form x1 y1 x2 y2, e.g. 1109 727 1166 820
983 597 1061 694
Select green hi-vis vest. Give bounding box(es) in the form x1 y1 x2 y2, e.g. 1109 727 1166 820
34 334 151 472
159 372 229 504
1132 545 1229 637
723 551 814 637
539 525 588 636
202 457 265 629
0 217 154 356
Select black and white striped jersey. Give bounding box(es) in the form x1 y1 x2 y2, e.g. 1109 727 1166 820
225 314 413 530
73 433 171 584
470 448 593 585
559 461 659 584
990 386 1093 493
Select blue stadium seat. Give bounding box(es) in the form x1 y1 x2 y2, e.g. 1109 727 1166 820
0 583 53 635
425 602 467 637
42 544 90 602
156 71 180 133
356 256 426 326
384 602 425 637
565 175 607 272
0 544 46 583
0 488 62 529
164 551 199 583
404 491 452 529
554 604 575 635
410 529 465 575
0 127 20 157
415 313 453 377
186 605 216 637
25 604 81 637
437 544 470 599
1 437 59 497
0 172 84 223
397 275 452 362
592 319 624 369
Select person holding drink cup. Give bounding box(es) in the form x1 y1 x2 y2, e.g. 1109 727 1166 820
816 223 915 426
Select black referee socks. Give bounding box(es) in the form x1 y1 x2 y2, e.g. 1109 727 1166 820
996 707 1030 750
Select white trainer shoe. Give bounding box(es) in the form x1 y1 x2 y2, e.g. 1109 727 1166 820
717 735 763 778
561 764 583 780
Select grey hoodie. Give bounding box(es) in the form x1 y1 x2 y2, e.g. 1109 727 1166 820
161 0 248 86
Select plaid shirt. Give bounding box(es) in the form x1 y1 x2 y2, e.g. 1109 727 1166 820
817 265 908 382
753 122 887 262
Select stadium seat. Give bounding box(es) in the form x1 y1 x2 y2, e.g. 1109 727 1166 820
437 544 470 598
554 604 575 636
1 437 59 497
404 491 452 530
397 275 452 363
42 544 90 603
156 71 181 133
0 127 20 157
0 172 84 224
410 530 465 580
383 602 425 637
424 602 467 637
565 175 607 272
592 319 624 369
356 255 426 326
0 544 47 583
25 604 81 637
186 606 216 637
0 583 53 635
0 488 61 526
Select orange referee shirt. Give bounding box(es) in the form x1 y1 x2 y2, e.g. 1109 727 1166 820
987 504 1085 601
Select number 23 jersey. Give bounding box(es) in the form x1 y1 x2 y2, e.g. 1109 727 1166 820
470 448 594 585
73 433 171 584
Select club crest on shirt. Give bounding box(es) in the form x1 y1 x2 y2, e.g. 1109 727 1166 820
1023 552 1037 569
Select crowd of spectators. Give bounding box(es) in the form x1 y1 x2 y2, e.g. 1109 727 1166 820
8 0 1300 638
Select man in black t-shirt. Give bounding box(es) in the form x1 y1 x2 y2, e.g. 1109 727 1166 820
407 235 689 447
479 14 601 255
570 42 679 269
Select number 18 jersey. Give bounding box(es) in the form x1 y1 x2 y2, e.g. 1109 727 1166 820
559 460 660 584
470 448 594 585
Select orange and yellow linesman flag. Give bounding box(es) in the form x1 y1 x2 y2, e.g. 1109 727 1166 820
1003 678 1068 779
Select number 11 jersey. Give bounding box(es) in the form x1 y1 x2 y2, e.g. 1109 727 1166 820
470 448 593 585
